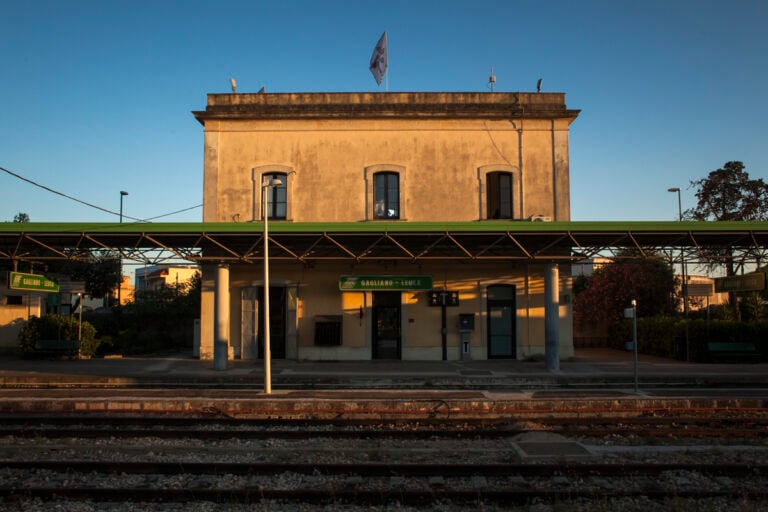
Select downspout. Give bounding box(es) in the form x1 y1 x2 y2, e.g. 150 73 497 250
509 102 524 219
363 168 370 221
518 121 524 219
525 263 531 357
551 119 557 219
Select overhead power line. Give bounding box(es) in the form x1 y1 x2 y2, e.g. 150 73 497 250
1 165 201 222
140 204 203 222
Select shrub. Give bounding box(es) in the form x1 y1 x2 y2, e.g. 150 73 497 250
18 314 100 357
613 317 768 362
82 272 200 355
610 317 681 358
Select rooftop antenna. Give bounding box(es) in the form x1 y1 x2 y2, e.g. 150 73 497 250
230 77 237 94
536 78 542 93
488 67 496 92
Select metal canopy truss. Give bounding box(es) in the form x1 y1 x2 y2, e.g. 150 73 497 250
0 221 766 266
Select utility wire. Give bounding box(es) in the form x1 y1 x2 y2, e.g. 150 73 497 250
1 165 201 222
138 204 202 222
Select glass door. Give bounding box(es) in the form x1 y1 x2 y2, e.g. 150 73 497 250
372 291 401 359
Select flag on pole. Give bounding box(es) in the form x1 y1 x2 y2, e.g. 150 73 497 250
369 31 388 86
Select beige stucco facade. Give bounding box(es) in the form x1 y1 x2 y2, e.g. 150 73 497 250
194 92 578 361
0 283 43 353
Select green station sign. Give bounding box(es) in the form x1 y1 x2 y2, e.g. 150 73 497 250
339 275 433 291
714 272 766 293
9 272 60 292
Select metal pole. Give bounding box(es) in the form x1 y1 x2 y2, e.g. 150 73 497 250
668 187 689 361
263 178 275 394
440 292 447 361
118 191 128 307
77 293 83 342
632 299 638 393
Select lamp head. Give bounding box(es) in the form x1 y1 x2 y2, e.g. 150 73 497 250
667 187 680 193
120 190 129 196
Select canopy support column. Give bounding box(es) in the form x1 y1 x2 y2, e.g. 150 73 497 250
213 263 230 371
544 263 560 371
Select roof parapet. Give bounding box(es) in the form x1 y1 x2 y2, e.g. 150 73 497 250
193 91 580 123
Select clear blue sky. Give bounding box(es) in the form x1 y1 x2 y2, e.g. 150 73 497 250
2 0 766 224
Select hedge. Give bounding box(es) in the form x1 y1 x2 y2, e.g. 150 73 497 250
17 314 101 358
610 317 768 362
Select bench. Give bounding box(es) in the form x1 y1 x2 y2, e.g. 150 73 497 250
707 342 759 363
33 339 80 359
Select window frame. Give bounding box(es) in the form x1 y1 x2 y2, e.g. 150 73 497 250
477 165 521 220
263 172 287 220
487 171 513 219
364 164 406 221
252 166 294 222
373 171 400 220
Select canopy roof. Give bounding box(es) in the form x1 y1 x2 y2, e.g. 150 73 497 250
1 221 766 266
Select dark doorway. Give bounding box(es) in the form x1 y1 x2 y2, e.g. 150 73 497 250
487 285 516 358
258 286 286 359
372 291 401 359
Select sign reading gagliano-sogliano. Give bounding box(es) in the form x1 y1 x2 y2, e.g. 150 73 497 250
339 275 433 291
9 272 60 292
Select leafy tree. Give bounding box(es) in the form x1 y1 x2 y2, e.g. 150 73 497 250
686 161 768 317
87 271 201 355
574 254 677 328
687 161 768 222
61 251 122 300
2 213 30 273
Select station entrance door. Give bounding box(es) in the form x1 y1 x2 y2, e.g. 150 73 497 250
487 285 516 359
372 291 401 359
241 286 286 360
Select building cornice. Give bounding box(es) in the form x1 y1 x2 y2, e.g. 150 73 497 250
192 92 580 124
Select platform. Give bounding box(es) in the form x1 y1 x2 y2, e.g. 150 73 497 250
1 348 767 390
0 348 767 419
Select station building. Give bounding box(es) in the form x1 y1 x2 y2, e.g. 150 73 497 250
193 92 579 361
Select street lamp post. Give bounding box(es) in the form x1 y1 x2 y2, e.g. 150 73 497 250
262 177 283 395
119 191 128 223
117 191 129 306
668 187 689 361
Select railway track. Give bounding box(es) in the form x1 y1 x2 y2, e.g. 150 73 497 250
1 414 767 440
2 461 768 505
3 414 768 509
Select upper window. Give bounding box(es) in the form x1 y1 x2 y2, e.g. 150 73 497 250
374 172 400 219
487 171 513 219
253 166 293 222
263 172 287 220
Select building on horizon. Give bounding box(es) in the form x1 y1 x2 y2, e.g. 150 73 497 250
135 265 199 293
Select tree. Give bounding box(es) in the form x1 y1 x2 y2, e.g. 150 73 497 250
1 213 30 272
686 161 768 316
62 251 122 300
573 254 677 328
687 161 768 222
